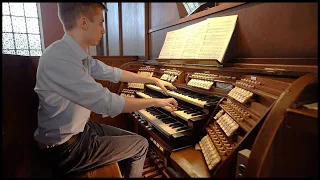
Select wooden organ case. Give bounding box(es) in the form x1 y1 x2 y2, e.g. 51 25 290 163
114 3 317 178
116 58 317 177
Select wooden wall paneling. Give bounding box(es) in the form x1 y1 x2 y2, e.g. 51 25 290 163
149 2 245 33
150 3 318 60
107 3 120 56
122 3 145 57
118 2 123 56
2 55 51 177
39 3 64 48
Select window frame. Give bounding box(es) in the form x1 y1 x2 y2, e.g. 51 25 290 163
2 2 44 56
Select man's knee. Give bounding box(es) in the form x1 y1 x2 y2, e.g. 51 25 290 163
140 136 149 149
136 136 149 153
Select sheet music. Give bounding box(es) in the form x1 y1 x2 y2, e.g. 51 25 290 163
181 20 208 59
170 26 191 59
158 30 178 59
158 15 238 64
198 15 238 63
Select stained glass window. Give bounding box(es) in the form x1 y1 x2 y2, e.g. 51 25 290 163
2 2 43 56
183 2 206 16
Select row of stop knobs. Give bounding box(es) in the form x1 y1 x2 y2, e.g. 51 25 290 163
132 113 153 131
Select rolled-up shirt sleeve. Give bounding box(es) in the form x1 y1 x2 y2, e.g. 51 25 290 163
90 58 122 83
41 58 124 118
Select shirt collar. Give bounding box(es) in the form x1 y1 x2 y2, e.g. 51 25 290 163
62 33 88 60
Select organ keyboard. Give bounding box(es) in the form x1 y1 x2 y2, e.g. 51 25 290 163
136 90 206 122
146 84 219 108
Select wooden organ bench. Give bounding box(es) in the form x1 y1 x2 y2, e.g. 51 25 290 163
70 163 122 178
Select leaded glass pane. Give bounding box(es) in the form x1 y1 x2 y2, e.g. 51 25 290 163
2 49 16 55
2 3 10 15
2 33 15 49
14 33 29 49
9 3 24 16
3 16 12 32
24 3 38 17
2 2 43 56
26 17 40 34
12 16 27 33
28 34 41 49
17 49 30 56
30 49 42 56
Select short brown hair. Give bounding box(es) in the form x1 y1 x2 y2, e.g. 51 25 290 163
57 3 105 31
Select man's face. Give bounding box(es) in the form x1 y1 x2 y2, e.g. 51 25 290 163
84 9 105 46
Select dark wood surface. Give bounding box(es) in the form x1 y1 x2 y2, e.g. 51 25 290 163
2 55 46 177
39 3 64 48
149 2 245 33
150 3 318 60
118 3 123 56
170 147 211 178
71 163 122 178
245 73 318 177
144 2 150 60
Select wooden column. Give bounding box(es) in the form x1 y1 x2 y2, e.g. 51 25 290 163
104 3 109 56
118 2 123 56
144 2 150 60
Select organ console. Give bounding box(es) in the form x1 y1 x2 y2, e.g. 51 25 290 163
113 9 317 176
111 4 317 178
116 58 317 177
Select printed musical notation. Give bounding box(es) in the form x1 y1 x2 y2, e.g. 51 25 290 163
158 15 238 64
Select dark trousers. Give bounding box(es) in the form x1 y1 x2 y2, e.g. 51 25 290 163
45 121 148 178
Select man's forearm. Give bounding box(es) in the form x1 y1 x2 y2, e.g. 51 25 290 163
120 70 155 83
122 97 156 113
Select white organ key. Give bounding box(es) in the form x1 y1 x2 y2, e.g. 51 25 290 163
137 109 185 136
136 91 204 121
136 91 173 112
135 91 152 98
174 111 202 122
146 84 206 108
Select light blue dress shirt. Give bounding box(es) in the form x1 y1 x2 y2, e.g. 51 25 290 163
34 34 125 147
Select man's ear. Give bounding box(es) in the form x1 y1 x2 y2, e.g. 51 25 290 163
79 16 88 30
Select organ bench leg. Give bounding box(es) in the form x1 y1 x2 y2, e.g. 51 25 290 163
70 163 123 178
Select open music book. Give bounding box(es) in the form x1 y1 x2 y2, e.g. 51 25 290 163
158 15 238 64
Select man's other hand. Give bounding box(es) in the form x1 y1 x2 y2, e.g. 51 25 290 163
153 98 178 112
153 78 177 95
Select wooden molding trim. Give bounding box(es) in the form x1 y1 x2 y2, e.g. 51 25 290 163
104 9 109 56
145 2 150 60
118 2 123 56
176 3 188 18
149 2 246 33
92 56 138 60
